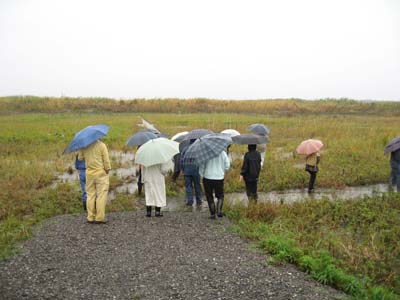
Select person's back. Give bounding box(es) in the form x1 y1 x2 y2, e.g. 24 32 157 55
241 147 261 182
80 140 111 174
199 151 230 180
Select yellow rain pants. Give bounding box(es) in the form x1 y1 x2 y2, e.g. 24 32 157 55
86 171 109 222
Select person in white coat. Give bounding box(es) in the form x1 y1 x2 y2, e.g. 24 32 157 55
142 162 170 217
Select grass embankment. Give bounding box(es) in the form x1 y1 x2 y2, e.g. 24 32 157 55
226 193 400 299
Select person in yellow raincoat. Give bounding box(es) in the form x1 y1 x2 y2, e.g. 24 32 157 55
78 139 111 223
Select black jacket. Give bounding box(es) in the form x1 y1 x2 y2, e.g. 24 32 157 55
240 150 261 182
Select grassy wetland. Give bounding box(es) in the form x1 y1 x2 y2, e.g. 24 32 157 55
1 97 399 299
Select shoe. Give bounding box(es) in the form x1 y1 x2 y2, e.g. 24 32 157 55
146 206 152 217
308 189 314 194
155 207 163 217
94 220 108 224
87 220 95 224
210 215 216 220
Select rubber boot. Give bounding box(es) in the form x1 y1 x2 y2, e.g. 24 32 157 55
217 198 223 218
209 201 216 219
146 206 152 217
155 207 163 217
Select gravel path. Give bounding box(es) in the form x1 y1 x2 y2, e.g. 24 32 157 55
0 210 347 300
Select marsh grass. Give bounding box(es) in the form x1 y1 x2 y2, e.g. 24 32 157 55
226 193 400 299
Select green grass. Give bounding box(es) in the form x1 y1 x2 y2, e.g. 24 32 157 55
226 192 400 299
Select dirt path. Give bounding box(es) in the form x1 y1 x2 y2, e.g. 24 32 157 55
0 210 347 300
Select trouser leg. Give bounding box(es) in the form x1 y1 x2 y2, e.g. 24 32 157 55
193 174 202 204
86 173 96 221
203 178 215 218
95 173 109 222
307 171 317 192
214 179 224 217
184 175 194 205
395 167 400 192
79 171 87 210
246 180 258 202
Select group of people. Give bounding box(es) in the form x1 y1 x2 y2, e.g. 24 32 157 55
74 140 320 224
73 129 400 224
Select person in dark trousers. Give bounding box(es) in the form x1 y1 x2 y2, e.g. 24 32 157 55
199 151 230 219
390 148 400 192
75 154 87 211
180 139 202 207
305 152 320 193
240 144 261 202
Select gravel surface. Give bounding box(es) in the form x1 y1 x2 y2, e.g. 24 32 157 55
0 210 347 300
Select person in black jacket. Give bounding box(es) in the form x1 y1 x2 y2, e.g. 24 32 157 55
240 144 261 202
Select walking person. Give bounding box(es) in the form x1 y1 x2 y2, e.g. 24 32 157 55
199 150 230 219
239 144 261 202
142 162 170 217
180 139 202 207
390 148 400 192
78 139 111 224
75 154 87 211
305 152 320 193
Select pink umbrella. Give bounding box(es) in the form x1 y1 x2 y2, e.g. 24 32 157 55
296 139 323 155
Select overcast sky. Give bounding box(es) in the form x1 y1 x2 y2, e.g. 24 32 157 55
0 0 399 100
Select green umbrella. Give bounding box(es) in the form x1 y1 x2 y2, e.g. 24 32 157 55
134 137 179 167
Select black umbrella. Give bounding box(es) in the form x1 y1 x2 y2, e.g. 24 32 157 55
232 134 269 145
184 129 214 140
384 136 400 155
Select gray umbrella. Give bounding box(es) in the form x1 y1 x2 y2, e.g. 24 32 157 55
126 130 158 146
184 129 214 141
384 136 400 155
248 123 270 136
182 133 232 166
232 134 269 145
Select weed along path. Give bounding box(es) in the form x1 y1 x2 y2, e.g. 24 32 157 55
0 210 347 300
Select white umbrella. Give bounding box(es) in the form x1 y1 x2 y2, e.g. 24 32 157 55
221 129 240 137
134 138 179 167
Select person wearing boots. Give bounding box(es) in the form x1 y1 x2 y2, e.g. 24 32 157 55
239 144 261 202
142 161 170 217
199 150 230 219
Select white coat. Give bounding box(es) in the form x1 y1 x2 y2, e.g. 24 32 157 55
142 162 170 207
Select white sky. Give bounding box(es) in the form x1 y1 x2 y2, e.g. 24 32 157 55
0 0 399 100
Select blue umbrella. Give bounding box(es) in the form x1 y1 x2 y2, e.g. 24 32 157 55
248 123 270 136
63 124 109 154
182 133 232 167
126 130 157 147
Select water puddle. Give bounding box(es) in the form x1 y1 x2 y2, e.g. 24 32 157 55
226 184 390 207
